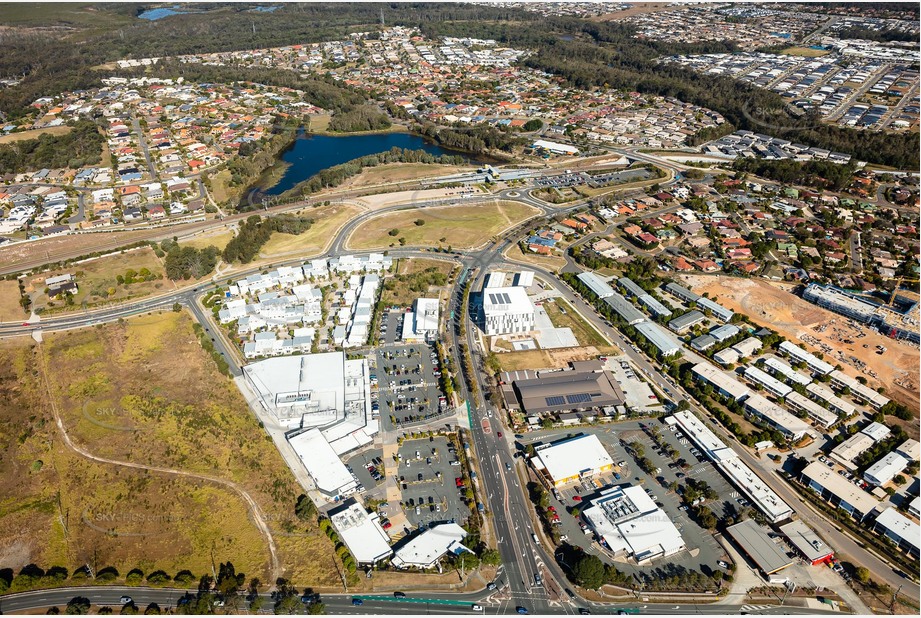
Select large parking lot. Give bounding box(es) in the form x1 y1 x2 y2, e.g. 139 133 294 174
376 343 448 430
396 436 470 528
519 422 736 578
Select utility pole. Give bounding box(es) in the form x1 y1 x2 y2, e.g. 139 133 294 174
889 585 902 614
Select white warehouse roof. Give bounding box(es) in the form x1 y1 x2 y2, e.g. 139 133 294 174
289 428 357 497
329 500 393 565
391 523 469 569
533 434 614 485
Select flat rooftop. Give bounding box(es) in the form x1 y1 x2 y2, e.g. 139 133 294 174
533 434 614 484
727 519 794 575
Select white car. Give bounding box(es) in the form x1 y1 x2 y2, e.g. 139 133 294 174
120 597 133 605
472 605 483 611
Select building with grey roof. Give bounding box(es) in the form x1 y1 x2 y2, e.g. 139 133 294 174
512 368 625 415
578 272 615 299
690 334 716 351
668 310 705 333
618 277 647 298
726 519 794 577
710 324 740 341
604 292 646 325
635 321 682 357
639 294 672 318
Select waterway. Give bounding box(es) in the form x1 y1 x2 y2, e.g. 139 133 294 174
258 131 480 197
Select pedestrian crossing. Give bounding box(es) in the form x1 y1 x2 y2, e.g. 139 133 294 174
739 604 773 613
729 490 739 498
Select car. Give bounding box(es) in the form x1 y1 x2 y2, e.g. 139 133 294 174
506 462 512 471
717 561 729 569
382 521 392 530
497 431 503 438
120 597 133 605
486 582 498 591
352 598 364 606
516 607 529 615
614 473 621 480
394 591 406 598
573 495 581 501
559 534 568 541
579 609 591 615
472 605 483 611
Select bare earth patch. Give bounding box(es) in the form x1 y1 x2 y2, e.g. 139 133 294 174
681 274 920 421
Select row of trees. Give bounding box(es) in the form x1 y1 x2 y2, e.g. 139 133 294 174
222 214 313 264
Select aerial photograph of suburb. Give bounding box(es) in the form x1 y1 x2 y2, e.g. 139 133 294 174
0 0 917 616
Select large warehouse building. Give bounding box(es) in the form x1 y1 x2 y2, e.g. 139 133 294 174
511 367 625 415
583 485 686 563
532 434 614 487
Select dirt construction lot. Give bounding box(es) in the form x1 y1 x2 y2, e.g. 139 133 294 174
681 274 920 417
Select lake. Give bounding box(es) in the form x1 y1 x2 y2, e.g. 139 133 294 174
259 131 479 197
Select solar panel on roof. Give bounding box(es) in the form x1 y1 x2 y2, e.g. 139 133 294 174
566 393 592 404
545 396 565 406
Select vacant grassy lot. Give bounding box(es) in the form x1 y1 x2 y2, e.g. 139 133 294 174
0 312 340 586
543 298 617 352
338 163 474 190
0 126 73 145
780 46 830 57
381 258 457 308
261 202 361 258
349 200 538 250
181 228 235 251
0 279 25 321
26 247 170 313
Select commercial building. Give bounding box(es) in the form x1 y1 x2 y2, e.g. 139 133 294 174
482 286 535 335
617 277 671 317
829 370 889 409
582 485 686 563
485 272 506 289
731 336 762 358
329 499 393 565
289 429 358 498
743 394 811 441
779 520 834 565
692 362 751 401
801 461 879 521
532 434 614 488
244 352 374 431
786 391 838 429
896 438 920 461
634 321 682 357
864 451 910 487
512 368 625 415
697 297 735 322
861 421 891 442
661 282 734 321
669 411 792 523
402 297 440 341
778 341 834 376
604 292 647 325
668 310 706 333
391 523 471 569
533 139 579 155
762 356 812 387
830 433 877 470
744 366 792 398
805 382 856 417
578 272 615 299
710 324 741 341
726 519 794 578
873 507 920 559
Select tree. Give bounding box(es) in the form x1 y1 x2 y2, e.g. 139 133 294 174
479 548 502 566
65 598 91 615
414 219 426 226
855 567 870 584
295 494 317 522
572 554 605 589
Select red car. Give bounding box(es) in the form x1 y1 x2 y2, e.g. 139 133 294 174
573 496 581 502
497 431 503 438
548 506 556 512
382 521 392 530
